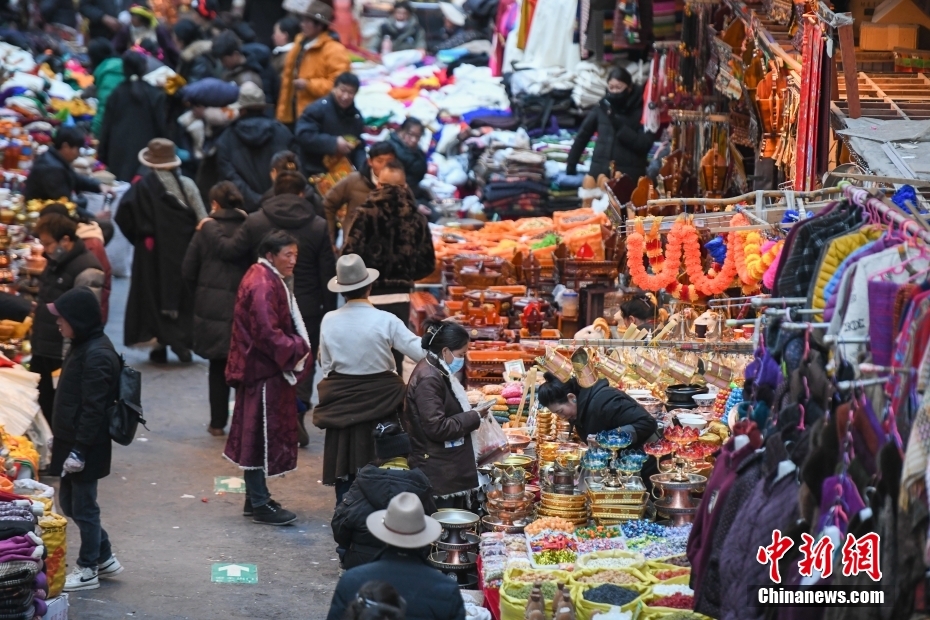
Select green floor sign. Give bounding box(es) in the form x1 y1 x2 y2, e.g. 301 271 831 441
211 563 258 584
214 476 245 493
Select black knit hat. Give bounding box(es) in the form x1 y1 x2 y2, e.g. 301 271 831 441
374 424 411 461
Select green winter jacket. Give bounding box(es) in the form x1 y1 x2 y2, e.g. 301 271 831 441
91 58 125 137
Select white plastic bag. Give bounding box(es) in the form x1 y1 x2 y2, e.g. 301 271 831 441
472 415 510 466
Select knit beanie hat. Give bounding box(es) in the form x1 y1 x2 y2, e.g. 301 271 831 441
375 427 411 461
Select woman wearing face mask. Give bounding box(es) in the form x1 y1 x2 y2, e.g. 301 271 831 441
401 318 493 508
565 66 658 180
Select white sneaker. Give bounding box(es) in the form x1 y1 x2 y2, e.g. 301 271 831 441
64 566 99 591
98 556 124 578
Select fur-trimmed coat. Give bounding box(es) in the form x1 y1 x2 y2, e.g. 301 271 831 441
341 184 435 294
223 263 312 477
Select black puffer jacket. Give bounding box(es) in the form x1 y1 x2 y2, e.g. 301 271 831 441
331 463 437 569
48 287 120 481
215 114 294 212
24 148 101 202
213 193 337 319
379 16 427 51
33 239 105 360
181 208 250 360
294 95 366 175
574 378 658 446
565 87 657 179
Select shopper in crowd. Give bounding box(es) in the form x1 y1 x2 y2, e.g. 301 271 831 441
87 38 123 138
242 0 287 49
31 214 105 426
326 493 466 620
378 1 426 53
331 423 437 569
261 150 324 215
294 71 366 177
209 170 336 444
538 371 659 447
212 30 265 89
24 127 105 202
431 3 480 53
79 0 121 41
173 18 219 83
224 230 312 526
322 141 396 245
182 182 250 436
229 21 278 102
215 82 294 212
618 292 661 333
342 162 436 370
115 138 207 364
339 581 407 620
39 0 77 33
313 254 424 504
402 319 491 508
276 0 351 127
565 66 657 180
388 117 428 199
47 287 124 592
98 51 168 183
271 16 300 76
112 3 179 67
39 203 111 325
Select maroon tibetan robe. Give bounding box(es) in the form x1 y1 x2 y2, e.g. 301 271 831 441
223 263 312 477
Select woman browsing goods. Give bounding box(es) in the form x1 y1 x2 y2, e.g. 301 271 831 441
401 319 494 509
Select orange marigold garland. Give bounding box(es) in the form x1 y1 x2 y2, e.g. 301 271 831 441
679 216 739 296
626 218 682 291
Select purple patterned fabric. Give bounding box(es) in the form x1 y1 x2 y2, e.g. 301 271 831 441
868 279 902 366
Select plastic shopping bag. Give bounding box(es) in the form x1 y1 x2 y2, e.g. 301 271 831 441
472 415 510 466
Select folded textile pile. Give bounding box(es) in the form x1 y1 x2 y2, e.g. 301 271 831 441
0 496 47 620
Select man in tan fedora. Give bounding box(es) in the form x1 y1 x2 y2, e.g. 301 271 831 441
276 0 351 126
313 254 424 506
326 492 467 620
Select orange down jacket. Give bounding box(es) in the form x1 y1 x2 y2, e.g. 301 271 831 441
276 31 351 125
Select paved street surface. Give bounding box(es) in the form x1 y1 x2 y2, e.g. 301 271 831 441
62 278 340 619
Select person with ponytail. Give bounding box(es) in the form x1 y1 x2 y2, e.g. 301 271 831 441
97 50 168 182
401 318 494 508
537 371 658 453
182 181 251 435
618 292 664 333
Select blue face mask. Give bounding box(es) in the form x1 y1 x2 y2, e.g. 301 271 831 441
447 355 465 374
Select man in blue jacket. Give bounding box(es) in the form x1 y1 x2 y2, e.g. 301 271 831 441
326 493 466 620
294 72 366 176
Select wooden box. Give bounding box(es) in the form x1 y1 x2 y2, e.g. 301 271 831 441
860 23 920 50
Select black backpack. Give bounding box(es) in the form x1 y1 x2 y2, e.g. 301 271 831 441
108 355 146 446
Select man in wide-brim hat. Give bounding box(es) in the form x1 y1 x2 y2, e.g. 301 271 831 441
325 492 467 620
276 0 352 126
312 254 425 506
115 138 207 364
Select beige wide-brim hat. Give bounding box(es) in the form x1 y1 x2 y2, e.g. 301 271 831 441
439 2 466 26
366 492 442 549
328 253 379 293
138 137 181 170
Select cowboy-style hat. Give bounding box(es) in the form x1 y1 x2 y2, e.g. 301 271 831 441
366 492 442 549
327 253 379 293
138 138 181 169
283 0 333 25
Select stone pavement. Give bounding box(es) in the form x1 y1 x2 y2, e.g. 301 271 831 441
62 277 340 619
